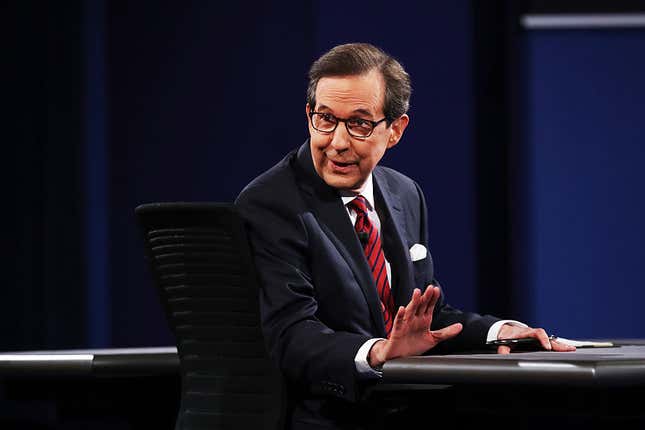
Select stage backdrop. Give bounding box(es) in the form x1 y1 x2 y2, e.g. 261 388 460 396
6 1 644 351
517 27 645 338
101 1 480 347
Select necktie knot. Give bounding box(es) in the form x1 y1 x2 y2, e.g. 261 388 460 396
348 195 369 217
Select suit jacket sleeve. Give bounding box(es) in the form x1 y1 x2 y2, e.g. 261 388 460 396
236 183 371 403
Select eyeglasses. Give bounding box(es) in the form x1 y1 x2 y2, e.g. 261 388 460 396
309 112 387 138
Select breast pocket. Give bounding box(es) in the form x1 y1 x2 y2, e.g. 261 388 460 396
409 242 433 289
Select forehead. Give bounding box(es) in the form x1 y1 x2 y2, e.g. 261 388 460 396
315 70 385 116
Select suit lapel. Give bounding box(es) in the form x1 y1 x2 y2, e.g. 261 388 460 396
293 142 386 335
373 168 415 308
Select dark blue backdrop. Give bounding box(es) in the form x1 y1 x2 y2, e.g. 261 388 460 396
6 1 645 351
518 28 645 337
99 1 480 348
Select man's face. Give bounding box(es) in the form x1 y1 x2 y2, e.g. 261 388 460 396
307 69 408 192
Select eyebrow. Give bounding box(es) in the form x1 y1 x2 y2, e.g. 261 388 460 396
316 105 375 119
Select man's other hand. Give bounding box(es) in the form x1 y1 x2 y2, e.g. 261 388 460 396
495 324 576 354
368 286 462 368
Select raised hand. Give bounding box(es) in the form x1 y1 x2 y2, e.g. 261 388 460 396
368 286 462 368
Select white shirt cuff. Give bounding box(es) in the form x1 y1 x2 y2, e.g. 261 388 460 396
486 320 528 342
354 338 385 379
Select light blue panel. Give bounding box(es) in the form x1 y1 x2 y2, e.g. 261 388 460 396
523 29 645 337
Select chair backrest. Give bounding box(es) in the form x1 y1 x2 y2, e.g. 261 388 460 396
136 202 285 430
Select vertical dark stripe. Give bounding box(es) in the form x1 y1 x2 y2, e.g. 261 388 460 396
364 224 377 255
473 1 525 318
372 258 387 288
355 213 364 232
369 245 380 272
366 230 379 264
84 0 110 347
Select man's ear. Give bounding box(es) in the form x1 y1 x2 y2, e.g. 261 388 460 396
387 114 409 149
305 104 313 130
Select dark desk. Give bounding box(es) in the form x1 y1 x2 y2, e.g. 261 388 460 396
0 347 179 377
0 347 180 429
384 344 645 386
377 342 645 428
3 343 645 428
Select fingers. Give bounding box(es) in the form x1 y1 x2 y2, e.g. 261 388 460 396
431 322 462 341
495 337 574 354
416 287 431 316
551 339 576 352
390 306 406 335
497 345 511 355
405 288 421 317
499 325 554 351
532 328 552 350
406 286 440 318
422 286 440 316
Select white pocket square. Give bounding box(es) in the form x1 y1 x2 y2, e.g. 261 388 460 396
409 244 427 262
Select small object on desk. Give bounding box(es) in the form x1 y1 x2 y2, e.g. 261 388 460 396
487 335 616 351
487 336 557 351
551 337 615 348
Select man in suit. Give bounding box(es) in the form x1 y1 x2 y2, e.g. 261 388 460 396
235 43 573 429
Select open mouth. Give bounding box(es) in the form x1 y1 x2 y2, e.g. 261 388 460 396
328 159 358 173
331 160 356 168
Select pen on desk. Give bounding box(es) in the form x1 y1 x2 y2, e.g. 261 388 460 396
487 335 559 350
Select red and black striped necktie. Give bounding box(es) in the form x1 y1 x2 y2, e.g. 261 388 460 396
348 195 396 337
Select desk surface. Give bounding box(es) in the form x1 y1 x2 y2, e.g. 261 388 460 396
383 344 645 387
3 341 645 387
0 347 179 377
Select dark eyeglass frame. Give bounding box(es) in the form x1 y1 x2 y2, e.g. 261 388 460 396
309 111 387 138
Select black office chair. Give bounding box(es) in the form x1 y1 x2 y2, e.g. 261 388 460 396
136 202 285 430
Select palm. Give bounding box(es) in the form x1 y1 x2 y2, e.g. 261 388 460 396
383 286 462 359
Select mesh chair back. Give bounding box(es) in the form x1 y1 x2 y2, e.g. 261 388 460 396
136 202 284 430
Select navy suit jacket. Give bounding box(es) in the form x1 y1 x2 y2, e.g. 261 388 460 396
236 141 499 428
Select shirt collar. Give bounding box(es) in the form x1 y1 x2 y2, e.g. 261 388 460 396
340 173 375 211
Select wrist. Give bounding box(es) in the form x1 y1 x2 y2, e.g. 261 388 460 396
368 340 387 369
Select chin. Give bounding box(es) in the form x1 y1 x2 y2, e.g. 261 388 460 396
321 172 361 191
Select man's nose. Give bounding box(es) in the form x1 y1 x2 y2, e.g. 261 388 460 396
329 123 351 151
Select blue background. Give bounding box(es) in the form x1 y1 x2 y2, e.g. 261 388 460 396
5 1 645 351
102 1 480 348
519 29 645 337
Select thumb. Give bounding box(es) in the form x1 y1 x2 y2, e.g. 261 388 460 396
431 323 463 341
